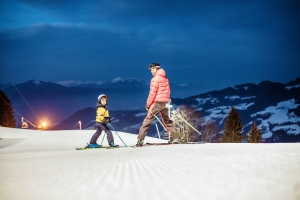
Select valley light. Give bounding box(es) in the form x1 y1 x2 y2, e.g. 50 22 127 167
42 122 47 129
78 121 81 130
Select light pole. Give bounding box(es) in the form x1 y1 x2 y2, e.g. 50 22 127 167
166 101 173 117
78 121 81 130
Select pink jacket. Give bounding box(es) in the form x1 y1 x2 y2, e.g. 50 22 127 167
146 69 171 106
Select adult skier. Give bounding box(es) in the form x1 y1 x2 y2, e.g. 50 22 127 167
88 94 117 148
136 63 182 146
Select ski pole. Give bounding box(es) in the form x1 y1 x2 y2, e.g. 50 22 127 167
100 131 106 146
149 110 171 141
155 123 161 139
174 114 202 135
149 110 168 132
109 124 127 147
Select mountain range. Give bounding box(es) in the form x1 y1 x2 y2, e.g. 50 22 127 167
2 78 300 142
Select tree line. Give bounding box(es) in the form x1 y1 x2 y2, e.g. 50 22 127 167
0 89 16 128
170 105 262 143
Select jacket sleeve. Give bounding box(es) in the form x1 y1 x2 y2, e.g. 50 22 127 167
146 76 159 106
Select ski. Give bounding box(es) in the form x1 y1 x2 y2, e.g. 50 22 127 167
146 142 205 145
186 142 205 144
76 145 120 150
146 142 170 145
130 142 205 148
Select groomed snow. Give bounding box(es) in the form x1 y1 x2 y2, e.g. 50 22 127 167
0 127 300 200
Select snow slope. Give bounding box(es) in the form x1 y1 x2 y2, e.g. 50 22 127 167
0 127 300 200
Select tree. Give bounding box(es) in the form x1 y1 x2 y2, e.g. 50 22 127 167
171 105 203 142
0 89 16 128
202 120 220 143
221 106 243 143
247 121 262 143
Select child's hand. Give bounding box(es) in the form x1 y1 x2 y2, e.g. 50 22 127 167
103 117 111 124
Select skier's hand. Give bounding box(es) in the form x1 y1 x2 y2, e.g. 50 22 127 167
103 117 111 124
145 105 150 110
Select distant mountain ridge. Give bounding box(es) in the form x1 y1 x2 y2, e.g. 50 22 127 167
52 78 300 142
57 77 148 89
1 77 208 123
3 78 150 125
171 78 300 142
2 78 299 142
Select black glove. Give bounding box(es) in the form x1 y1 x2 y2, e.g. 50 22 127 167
103 117 111 124
145 105 150 110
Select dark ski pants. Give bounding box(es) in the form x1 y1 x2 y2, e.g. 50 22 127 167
90 122 114 144
137 102 179 140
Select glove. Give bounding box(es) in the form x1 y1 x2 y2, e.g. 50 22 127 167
145 105 150 110
103 117 111 124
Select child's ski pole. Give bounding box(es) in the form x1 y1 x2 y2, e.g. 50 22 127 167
109 124 127 147
100 131 106 146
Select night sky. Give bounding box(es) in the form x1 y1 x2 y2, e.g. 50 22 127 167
1 0 299 95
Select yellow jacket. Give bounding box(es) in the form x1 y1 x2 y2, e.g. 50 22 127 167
95 104 109 123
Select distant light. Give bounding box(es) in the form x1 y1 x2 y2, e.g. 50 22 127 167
42 122 47 128
79 121 81 130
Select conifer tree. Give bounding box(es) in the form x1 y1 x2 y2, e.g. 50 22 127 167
0 89 16 128
247 121 262 143
221 106 243 143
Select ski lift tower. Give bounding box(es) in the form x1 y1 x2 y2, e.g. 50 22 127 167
166 100 173 118
166 100 173 140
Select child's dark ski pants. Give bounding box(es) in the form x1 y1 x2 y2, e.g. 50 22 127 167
90 122 114 144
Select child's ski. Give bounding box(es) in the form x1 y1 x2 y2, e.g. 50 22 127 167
76 145 120 150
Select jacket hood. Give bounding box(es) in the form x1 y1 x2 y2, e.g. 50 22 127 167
155 68 166 77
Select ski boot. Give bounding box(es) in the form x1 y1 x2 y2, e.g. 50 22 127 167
135 139 144 147
89 143 100 148
108 142 119 148
169 138 186 144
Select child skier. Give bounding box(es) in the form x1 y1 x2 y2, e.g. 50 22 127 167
88 94 117 148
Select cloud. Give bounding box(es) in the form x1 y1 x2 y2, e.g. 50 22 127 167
0 0 299 94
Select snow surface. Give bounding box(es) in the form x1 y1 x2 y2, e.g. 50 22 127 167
224 95 256 101
196 97 219 106
56 80 103 87
251 99 300 138
33 80 41 85
134 112 147 117
241 96 256 100
111 77 124 83
225 95 240 101
285 84 300 90
272 124 300 135
205 102 255 125
0 127 300 200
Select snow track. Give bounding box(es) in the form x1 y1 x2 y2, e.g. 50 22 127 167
0 127 300 200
